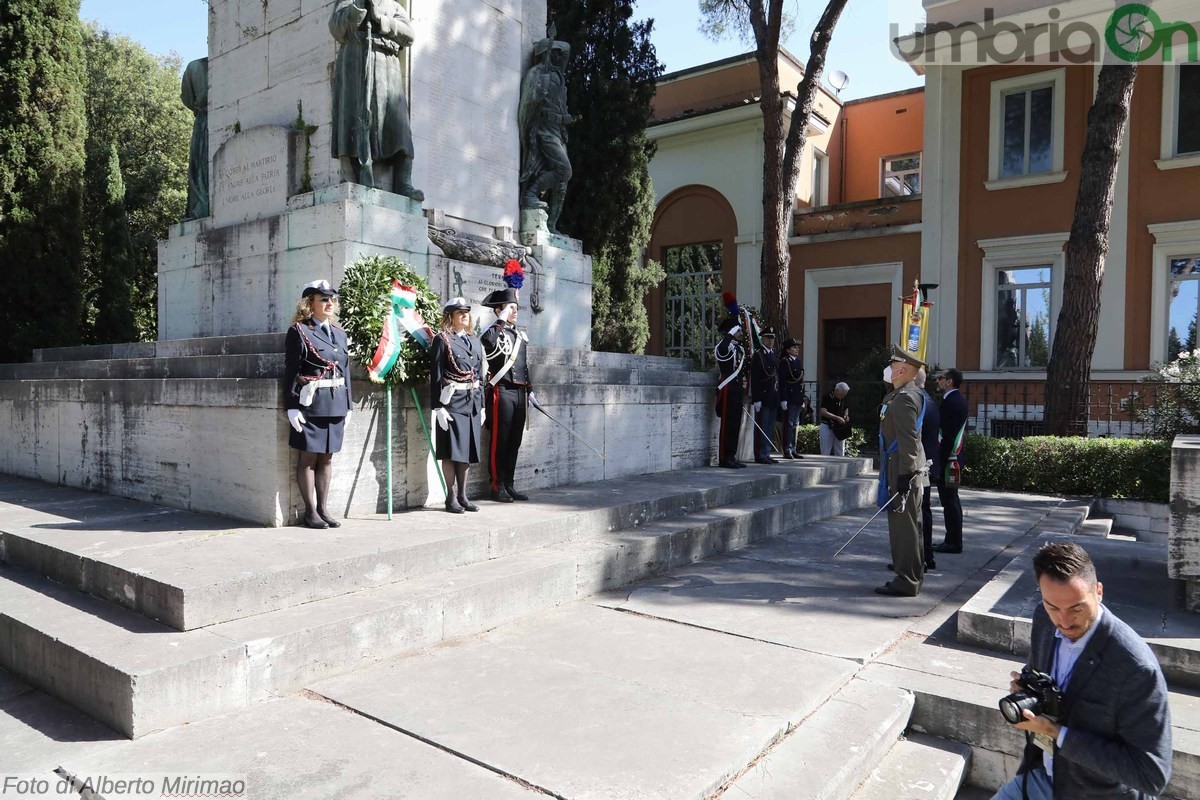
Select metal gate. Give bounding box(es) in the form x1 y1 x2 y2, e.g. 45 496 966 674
663 243 723 369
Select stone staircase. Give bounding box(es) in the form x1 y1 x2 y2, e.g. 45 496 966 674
861 531 1200 800
0 457 876 739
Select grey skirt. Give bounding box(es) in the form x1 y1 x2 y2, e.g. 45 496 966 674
289 415 346 454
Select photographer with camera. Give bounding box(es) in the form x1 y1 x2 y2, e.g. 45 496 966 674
992 542 1172 799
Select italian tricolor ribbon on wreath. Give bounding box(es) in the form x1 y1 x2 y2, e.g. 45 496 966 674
367 282 434 382
366 280 442 514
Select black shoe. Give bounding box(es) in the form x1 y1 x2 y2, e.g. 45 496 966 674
458 496 479 512
718 461 740 469
733 461 749 469
874 583 913 597
445 498 465 514
754 458 773 464
303 512 328 529
316 509 341 528
492 488 515 503
933 543 963 554
925 560 937 571
782 452 795 460
505 487 530 501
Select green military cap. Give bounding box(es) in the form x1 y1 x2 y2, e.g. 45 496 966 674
889 343 927 370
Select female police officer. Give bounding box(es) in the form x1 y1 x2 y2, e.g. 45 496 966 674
284 280 353 529
430 297 485 513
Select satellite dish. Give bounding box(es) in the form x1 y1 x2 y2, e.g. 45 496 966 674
829 70 850 96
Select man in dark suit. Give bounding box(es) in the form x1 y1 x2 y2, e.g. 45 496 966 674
992 542 1172 799
933 368 967 554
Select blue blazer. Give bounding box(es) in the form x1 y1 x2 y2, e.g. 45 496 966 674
1019 605 1172 798
920 389 941 477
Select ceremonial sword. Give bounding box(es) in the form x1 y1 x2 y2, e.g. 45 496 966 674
528 394 606 461
742 407 782 453
832 492 900 558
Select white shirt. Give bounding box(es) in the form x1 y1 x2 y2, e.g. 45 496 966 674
1044 605 1105 776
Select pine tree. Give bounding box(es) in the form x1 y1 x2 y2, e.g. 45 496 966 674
0 0 87 362
92 144 138 343
548 0 666 353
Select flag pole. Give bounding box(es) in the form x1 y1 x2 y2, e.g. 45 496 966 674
411 386 449 496
386 385 393 520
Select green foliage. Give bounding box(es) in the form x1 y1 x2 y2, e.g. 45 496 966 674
91 144 138 342
0 0 87 361
1135 349 1200 440
337 255 441 387
962 434 1170 502
549 0 665 354
698 0 797 46
81 24 191 342
793 424 863 457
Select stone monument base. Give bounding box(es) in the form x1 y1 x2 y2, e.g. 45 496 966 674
0 337 714 526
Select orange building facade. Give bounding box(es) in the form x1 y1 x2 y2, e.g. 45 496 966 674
645 28 1200 436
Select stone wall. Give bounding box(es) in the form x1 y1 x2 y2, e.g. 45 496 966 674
1170 435 1200 610
0 340 714 526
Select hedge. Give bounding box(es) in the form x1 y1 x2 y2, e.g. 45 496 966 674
794 424 865 458
961 434 1170 502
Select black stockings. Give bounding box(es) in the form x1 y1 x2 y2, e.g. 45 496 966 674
297 452 334 520
441 460 470 503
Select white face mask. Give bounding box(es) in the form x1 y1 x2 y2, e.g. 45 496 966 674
882 365 893 384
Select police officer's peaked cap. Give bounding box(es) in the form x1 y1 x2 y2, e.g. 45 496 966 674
783 338 801 350
442 296 472 312
301 279 339 298
889 343 927 370
760 327 777 339
482 288 519 308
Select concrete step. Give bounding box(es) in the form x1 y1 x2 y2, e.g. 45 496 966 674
0 467 876 737
1077 517 1113 537
723 679 913 799
0 459 871 630
857 637 1200 800
955 533 1200 690
850 734 971 800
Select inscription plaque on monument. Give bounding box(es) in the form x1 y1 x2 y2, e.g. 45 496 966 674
211 125 303 228
444 259 534 322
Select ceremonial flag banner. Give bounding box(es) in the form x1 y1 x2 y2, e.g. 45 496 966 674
900 279 932 363
367 310 403 384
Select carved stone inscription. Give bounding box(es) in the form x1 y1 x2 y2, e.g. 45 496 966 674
212 125 301 227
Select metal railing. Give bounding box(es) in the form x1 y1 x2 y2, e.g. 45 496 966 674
665 270 723 370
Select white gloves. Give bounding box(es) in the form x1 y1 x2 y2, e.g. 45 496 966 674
753 401 762 412
344 409 352 425
287 409 306 433
529 392 539 406
480 406 487 426
781 401 788 411
435 407 452 431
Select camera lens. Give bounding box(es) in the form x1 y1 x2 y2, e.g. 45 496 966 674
999 692 1041 724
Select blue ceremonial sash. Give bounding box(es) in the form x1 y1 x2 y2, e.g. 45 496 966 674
877 391 927 508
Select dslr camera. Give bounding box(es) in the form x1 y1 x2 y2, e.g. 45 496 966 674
999 668 1064 725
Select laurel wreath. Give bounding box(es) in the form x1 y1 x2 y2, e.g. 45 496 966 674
336 254 442 387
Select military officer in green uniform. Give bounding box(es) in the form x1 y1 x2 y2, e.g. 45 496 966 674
875 345 930 598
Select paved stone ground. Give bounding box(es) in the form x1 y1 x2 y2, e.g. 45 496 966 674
0 488 1183 799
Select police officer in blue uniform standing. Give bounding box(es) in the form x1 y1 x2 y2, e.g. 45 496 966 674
284 279 353 529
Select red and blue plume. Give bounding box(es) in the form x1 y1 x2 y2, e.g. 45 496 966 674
503 259 525 290
722 291 739 317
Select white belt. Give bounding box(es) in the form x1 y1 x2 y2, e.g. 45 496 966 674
298 377 345 407
440 380 480 406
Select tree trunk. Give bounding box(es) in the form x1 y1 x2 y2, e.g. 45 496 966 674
752 0 849 338
1043 63 1137 436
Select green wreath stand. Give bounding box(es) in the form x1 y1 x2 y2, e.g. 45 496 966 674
338 254 443 518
